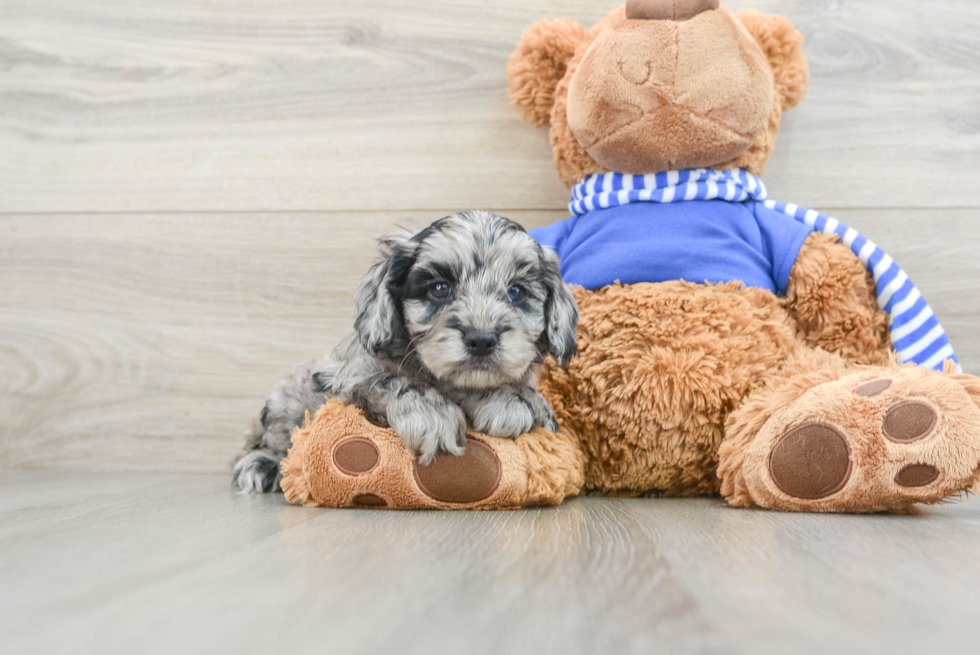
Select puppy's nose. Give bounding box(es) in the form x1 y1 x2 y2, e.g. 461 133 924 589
464 330 499 357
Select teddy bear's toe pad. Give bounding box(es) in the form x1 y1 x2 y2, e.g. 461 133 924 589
768 424 851 500
332 437 380 475
882 401 937 443
895 463 939 487
852 378 891 397
351 493 388 507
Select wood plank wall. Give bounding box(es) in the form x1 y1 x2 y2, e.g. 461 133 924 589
1 0 978 473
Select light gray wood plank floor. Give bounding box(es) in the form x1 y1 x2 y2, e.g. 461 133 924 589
2 470 979 655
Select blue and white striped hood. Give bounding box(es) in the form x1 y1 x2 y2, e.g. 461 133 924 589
569 169 960 373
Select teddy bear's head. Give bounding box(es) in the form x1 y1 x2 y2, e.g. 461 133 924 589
507 0 809 188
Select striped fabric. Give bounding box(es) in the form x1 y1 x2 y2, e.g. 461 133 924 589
569 168 960 372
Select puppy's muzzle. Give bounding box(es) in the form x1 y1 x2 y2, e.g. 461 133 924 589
463 330 499 357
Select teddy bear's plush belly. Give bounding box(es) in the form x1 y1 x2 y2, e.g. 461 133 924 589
538 279 802 496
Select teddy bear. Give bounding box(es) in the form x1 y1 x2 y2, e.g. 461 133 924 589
278 0 980 513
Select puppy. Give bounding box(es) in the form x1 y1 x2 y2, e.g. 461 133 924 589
233 211 579 493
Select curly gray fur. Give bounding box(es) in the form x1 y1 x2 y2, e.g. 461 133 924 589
233 211 579 493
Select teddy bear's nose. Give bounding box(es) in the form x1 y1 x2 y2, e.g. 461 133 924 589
625 0 719 21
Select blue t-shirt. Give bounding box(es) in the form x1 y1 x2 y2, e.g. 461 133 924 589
530 199 814 295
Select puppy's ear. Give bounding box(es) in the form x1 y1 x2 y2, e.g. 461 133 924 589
539 247 579 367
507 18 586 127
354 228 418 356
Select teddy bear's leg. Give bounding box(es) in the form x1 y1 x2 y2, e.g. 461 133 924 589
719 355 980 513
279 399 584 510
784 232 892 366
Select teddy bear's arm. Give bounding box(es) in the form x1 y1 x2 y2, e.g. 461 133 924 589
784 232 892 366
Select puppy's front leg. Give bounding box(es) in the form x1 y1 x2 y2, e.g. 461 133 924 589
350 376 466 465
458 382 559 438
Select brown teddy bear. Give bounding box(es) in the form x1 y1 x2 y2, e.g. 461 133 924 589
280 0 980 513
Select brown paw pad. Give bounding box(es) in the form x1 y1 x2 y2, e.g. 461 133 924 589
413 439 501 504
853 378 892 397
769 423 852 500
333 437 380 476
895 463 940 488
351 493 387 508
882 401 938 443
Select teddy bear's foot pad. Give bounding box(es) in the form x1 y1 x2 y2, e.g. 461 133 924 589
325 428 504 509
741 368 980 512
412 440 502 504
768 393 944 499
768 423 851 500
281 398 583 509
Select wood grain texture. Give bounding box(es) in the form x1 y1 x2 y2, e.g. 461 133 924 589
1 209 978 474
1 0 979 213
1 471 978 655
2 4 979 649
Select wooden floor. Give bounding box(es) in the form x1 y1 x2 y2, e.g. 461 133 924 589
2 470 979 655
2 1 980 652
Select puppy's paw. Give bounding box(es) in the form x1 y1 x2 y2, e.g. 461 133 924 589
233 449 282 493
525 390 559 433
468 390 536 439
388 388 467 465
535 410 560 434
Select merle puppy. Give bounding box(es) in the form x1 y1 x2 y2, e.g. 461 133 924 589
233 211 580 493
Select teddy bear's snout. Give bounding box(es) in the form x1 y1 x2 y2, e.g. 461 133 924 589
625 0 719 22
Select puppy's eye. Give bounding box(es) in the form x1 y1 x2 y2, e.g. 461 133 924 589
507 285 526 303
428 282 453 301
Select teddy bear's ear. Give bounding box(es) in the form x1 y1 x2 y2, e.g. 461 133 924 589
736 10 809 110
507 18 586 127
